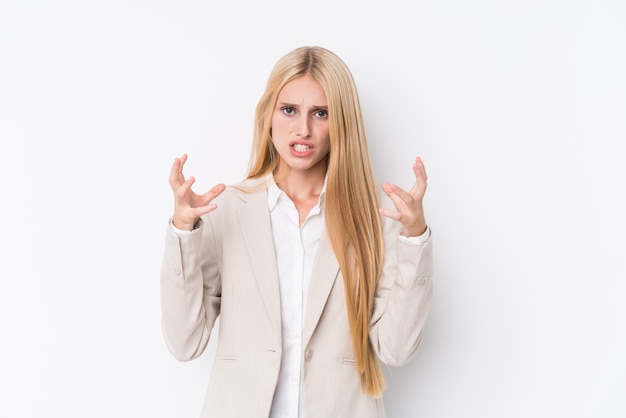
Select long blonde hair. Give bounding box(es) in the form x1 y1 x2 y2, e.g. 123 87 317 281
248 46 385 396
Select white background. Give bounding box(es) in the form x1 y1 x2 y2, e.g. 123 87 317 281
1 0 625 417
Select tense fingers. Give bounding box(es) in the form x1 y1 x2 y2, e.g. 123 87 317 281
169 154 189 190
379 156 428 237
168 153 227 230
204 183 227 198
383 182 414 204
191 184 226 212
409 157 428 197
413 156 427 181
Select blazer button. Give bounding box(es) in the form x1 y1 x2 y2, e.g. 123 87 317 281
305 349 313 361
169 264 181 275
417 277 426 286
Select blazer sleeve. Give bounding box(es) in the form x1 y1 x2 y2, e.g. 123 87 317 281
160 216 221 361
369 211 434 367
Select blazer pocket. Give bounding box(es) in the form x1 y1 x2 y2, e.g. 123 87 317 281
342 357 357 366
215 355 238 362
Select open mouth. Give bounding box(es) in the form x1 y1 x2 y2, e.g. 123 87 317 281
292 144 311 152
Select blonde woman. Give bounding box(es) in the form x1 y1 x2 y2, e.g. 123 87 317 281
161 46 433 418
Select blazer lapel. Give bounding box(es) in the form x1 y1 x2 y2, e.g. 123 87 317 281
235 184 282 342
302 228 340 346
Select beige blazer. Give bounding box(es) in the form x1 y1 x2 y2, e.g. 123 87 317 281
160 177 433 418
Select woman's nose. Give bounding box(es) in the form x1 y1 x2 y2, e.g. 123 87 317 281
296 116 311 138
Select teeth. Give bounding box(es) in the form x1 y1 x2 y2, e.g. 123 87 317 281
293 144 310 152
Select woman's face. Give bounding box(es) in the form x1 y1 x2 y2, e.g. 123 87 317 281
271 74 330 176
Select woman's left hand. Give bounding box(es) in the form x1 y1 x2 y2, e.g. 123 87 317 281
379 156 428 237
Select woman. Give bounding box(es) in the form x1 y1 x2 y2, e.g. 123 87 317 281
161 46 433 418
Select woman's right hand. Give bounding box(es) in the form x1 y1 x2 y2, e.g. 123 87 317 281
168 154 226 231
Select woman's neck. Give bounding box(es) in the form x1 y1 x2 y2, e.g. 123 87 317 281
274 161 327 202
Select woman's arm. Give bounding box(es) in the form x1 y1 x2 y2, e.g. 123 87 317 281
161 154 225 361
369 216 433 366
370 156 433 366
160 216 222 362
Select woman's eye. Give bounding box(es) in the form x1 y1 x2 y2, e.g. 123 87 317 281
282 107 295 115
314 110 328 118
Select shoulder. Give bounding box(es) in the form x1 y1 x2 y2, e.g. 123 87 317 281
214 176 269 207
201 177 269 233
